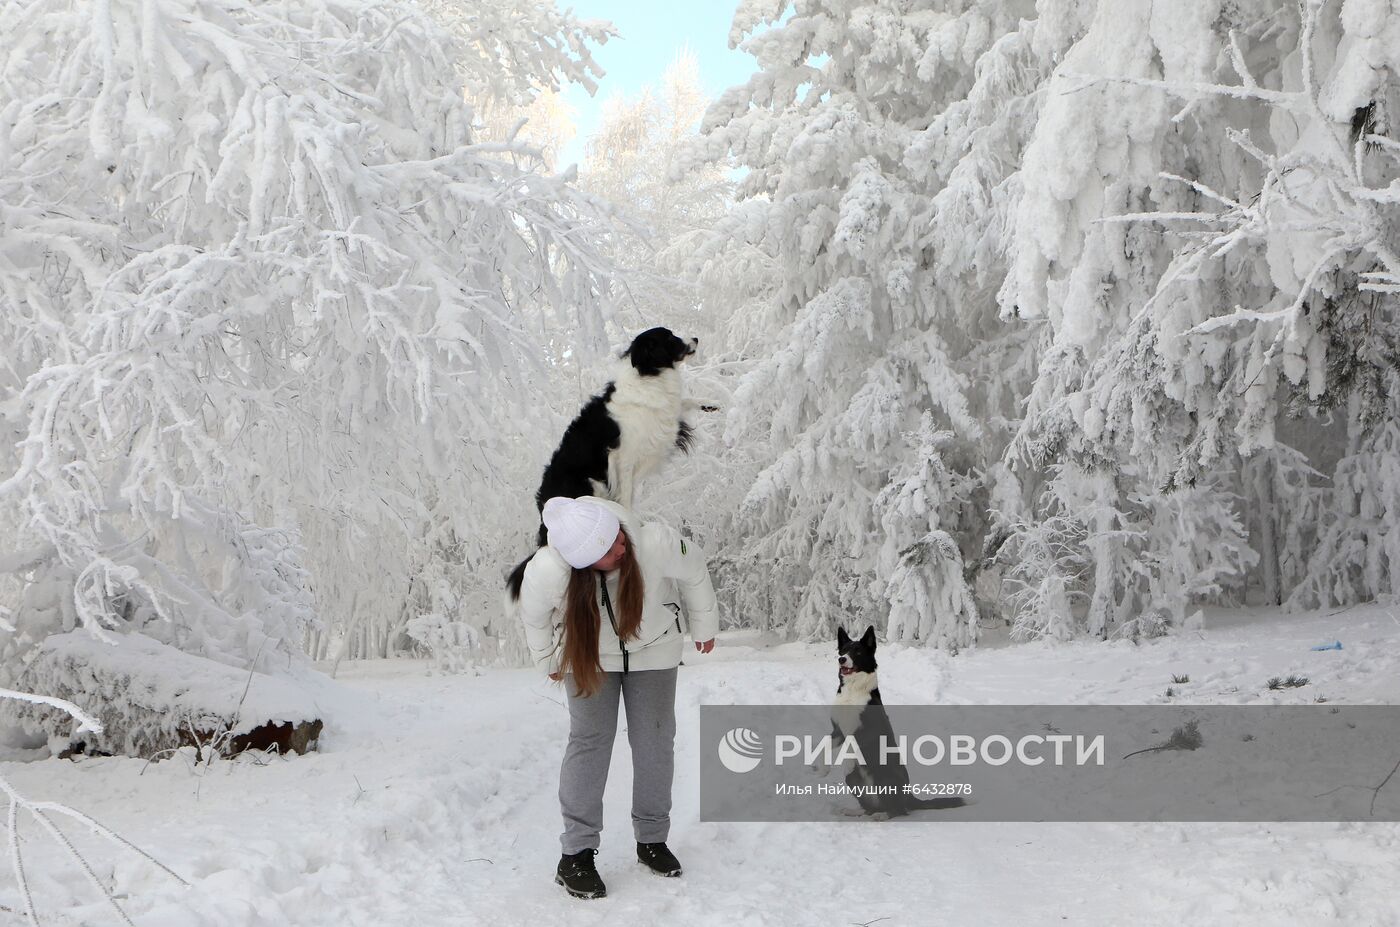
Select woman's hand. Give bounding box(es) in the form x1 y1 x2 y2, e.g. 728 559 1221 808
549 672 562 681
694 638 715 654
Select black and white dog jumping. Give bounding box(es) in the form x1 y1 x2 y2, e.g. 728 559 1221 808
535 326 698 518
827 625 965 818
507 327 699 599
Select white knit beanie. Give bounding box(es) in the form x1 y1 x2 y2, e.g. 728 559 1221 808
541 497 620 569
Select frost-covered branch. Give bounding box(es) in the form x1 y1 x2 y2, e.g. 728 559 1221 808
0 688 100 735
0 688 187 923
0 0 625 672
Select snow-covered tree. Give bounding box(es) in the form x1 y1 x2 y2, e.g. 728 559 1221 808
0 0 619 687
687 0 1399 646
418 0 612 107
1019 0 1400 615
579 53 733 332
675 0 1072 647
475 89 580 172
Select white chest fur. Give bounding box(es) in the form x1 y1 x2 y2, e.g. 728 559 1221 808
611 367 681 432
832 671 879 739
605 365 684 506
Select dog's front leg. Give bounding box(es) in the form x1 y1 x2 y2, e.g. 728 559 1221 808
807 721 844 778
612 461 635 510
603 452 630 509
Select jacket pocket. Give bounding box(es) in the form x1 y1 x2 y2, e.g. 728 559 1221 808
631 604 680 649
636 617 675 649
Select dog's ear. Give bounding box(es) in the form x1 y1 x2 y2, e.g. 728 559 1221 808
836 626 850 647
860 625 877 649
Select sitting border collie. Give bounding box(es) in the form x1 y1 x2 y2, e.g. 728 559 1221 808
506 327 697 599
828 625 965 817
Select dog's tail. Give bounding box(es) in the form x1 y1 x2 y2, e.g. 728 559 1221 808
506 555 530 601
505 524 549 602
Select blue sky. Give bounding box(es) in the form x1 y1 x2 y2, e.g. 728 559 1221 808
555 1 761 168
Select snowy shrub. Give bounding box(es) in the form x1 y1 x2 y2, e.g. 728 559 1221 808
879 417 978 651
403 569 481 676
997 496 1087 644
1125 479 1258 638
1289 379 1400 608
998 465 1255 641
11 632 324 759
404 615 481 675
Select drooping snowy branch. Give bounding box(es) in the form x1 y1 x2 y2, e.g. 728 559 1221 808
0 0 623 674
0 687 100 735
692 0 1400 642
0 686 186 922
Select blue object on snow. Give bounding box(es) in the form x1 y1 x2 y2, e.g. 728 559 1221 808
1310 640 1343 651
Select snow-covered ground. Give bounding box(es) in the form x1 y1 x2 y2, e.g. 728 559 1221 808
9 603 1400 926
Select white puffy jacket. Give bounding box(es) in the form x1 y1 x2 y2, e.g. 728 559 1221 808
517 498 719 675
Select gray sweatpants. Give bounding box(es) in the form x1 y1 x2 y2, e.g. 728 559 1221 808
559 667 677 854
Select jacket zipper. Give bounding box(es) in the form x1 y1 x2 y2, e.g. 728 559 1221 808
600 577 629 674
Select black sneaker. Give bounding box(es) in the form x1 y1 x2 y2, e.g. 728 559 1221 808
636 841 682 877
555 849 606 899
